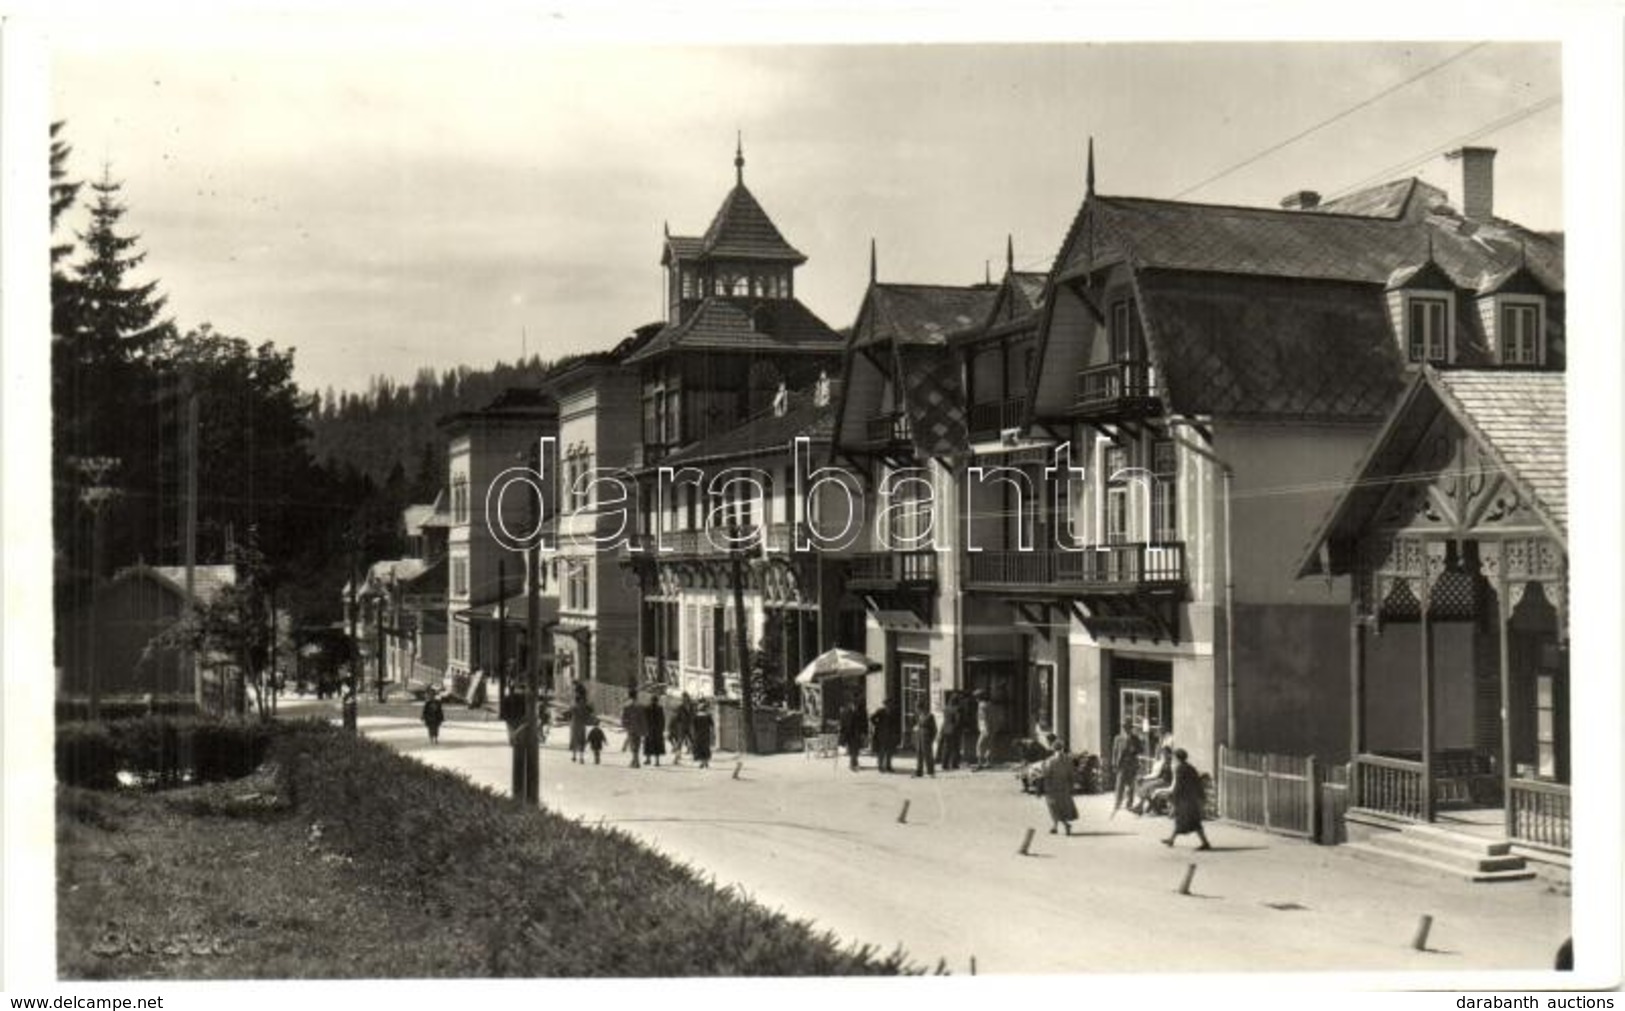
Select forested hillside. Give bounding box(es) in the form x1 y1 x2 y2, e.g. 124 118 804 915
307 356 564 499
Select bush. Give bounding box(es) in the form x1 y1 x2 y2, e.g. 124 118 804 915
55 717 281 789
274 724 920 976
56 723 119 789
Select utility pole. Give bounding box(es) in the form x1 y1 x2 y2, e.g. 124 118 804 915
74 457 121 722
375 591 387 703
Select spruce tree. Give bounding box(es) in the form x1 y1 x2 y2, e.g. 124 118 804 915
68 166 173 364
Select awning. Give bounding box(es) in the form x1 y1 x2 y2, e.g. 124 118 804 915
872 609 927 632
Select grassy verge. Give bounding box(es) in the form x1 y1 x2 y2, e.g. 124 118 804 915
58 722 922 979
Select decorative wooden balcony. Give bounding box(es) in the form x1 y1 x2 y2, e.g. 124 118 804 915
963 542 1186 593
966 396 1028 440
845 550 938 591
862 411 912 447
1072 360 1160 419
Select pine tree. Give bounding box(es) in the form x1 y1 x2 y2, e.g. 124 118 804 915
49 121 81 272
68 166 173 364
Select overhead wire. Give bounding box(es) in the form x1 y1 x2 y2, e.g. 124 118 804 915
1171 42 1491 200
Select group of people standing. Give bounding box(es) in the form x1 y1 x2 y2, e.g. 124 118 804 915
835 688 1003 777
617 690 714 769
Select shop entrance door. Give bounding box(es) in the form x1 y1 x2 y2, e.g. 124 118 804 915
1112 656 1173 758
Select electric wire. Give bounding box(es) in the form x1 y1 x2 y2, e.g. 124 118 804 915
1172 42 1491 200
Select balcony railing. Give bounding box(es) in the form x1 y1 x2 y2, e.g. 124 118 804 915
1074 360 1158 416
967 396 1028 439
1350 754 1426 820
864 411 912 445
1509 778 1571 851
964 542 1186 591
846 550 937 589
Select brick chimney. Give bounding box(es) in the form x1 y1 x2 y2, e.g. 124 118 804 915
1279 190 1321 211
1446 146 1496 220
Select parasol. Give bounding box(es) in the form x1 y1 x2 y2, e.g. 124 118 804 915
794 648 882 686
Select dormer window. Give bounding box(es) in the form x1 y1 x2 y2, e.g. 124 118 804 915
1499 299 1543 365
1387 255 1458 365
1407 296 1452 363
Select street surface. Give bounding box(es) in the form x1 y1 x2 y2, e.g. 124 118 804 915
282 695 1571 976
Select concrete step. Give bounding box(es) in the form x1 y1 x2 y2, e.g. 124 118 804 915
1344 841 1536 883
1404 822 1514 856
1365 832 1528 873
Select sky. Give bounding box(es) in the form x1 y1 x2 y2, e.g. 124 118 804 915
47 23 1565 397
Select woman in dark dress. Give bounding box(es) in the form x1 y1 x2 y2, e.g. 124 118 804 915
643 696 667 767
421 690 445 744
1161 748 1212 850
690 701 714 768
567 691 593 764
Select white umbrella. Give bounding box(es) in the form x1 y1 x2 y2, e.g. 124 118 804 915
794 648 882 686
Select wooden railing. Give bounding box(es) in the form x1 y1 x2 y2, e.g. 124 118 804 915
864 412 911 444
967 396 1027 438
1351 753 1426 820
968 543 1186 589
1056 542 1186 584
966 550 1055 585
847 550 937 587
1075 360 1156 412
1508 778 1571 851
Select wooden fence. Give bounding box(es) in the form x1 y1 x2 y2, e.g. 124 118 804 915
1218 745 1337 842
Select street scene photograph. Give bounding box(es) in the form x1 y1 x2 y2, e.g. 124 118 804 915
7 8 1623 1002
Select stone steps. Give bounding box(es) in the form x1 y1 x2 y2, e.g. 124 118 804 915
1345 822 1536 883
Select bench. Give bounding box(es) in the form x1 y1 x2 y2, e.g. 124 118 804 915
805 733 839 759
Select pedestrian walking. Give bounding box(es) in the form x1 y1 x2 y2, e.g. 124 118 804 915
1109 722 1145 815
837 701 867 771
974 689 1000 769
1041 734 1078 834
567 686 593 764
938 690 962 770
421 689 445 744
621 692 646 768
586 722 607 764
670 692 695 764
911 700 937 778
1161 748 1212 850
869 699 899 773
691 700 714 768
644 695 667 767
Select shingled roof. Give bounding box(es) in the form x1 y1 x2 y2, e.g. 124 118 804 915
623 297 844 363
1132 270 1407 420
852 283 999 350
1434 369 1567 536
1297 367 1568 577
658 388 835 468
1060 189 1563 292
695 184 807 264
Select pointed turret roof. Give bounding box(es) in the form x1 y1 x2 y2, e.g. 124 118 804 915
696 182 807 264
